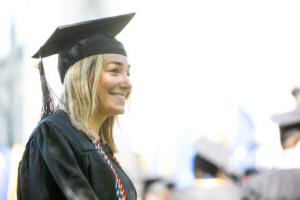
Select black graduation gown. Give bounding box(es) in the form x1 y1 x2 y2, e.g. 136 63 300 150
17 110 137 200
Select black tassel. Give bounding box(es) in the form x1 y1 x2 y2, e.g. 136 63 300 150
38 59 54 119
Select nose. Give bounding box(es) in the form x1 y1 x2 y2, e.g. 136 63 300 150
120 73 132 90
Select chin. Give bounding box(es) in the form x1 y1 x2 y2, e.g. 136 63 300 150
115 110 125 115
109 107 125 116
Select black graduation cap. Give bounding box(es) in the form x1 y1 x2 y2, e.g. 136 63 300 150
34 13 135 118
33 12 135 83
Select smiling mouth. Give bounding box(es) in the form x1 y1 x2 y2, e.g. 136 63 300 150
110 92 127 99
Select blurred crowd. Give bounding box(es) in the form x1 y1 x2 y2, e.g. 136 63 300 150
141 87 300 200
138 87 300 200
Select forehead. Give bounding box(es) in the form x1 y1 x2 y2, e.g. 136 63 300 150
102 53 128 65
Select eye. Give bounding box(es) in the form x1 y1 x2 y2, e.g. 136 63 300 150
109 67 120 75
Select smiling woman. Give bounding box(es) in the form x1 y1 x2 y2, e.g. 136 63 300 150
17 13 137 200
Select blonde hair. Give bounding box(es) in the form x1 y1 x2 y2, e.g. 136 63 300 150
57 54 117 152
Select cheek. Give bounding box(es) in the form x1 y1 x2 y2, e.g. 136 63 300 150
97 75 115 102
99 74 118 90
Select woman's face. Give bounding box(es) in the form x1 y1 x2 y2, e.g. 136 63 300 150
97 54 132 116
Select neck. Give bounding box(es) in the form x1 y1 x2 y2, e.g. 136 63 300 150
87 112 108 140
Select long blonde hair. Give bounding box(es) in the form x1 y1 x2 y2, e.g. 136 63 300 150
57 54 117 152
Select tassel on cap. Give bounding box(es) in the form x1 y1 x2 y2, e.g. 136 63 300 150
38 56 54 119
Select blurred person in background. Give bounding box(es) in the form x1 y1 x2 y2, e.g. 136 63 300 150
271 87 300 168
172 137 241 200
273 87 300 153
17 13 137 200
141 177 174 200
241 87 300 199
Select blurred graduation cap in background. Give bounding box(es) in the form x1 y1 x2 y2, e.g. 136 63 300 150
31 13 135 118
193 137 239 181
271 87 300 149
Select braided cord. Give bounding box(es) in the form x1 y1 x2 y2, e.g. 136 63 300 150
93 139 127 200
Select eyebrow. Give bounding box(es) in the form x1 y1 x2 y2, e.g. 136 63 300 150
106 61 131 68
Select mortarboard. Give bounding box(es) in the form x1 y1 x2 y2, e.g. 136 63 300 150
271 107 300 148
271 107 300 127
193 137 240 181
33 13 135 118
194 137 230 172
33 12 135 83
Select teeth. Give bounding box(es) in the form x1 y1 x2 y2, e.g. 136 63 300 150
112 93 124 96
111 92 125 96
111 93 126 98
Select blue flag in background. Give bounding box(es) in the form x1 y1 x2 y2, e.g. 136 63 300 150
229 106 258 175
